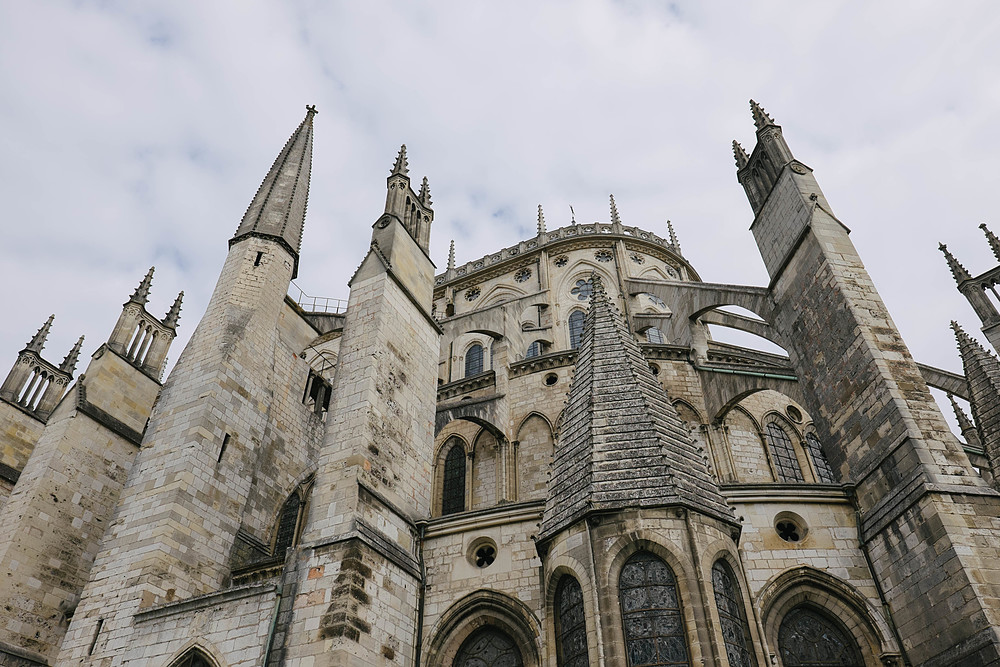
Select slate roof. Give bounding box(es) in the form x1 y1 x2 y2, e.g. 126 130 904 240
539 275 735 542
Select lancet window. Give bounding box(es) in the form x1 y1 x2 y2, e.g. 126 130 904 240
568 311 585 349
778 606 863 667
555 575 590 667
804 433 837 483
441 443 466 515
618 551 689 666
454 627 524 667
711 561 756 667
765 422 804 482
465 343 484 377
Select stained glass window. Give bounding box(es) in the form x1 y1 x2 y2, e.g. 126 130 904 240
765 422 804 482
170 649 213 667
465 344 484 377
646 328 665 344
805 433 837 483
525 341 541 358
618 552 690 666
778 606 863 667
454 627 524 667
569 311 585 349
442 443 466 515
711 561 756 667
273 493 301 556
555 576 590 667
571 279 593 301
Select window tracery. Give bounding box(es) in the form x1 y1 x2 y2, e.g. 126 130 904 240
618 551 689 666
568 311 585 349
555 576 590 667
465 343 484 377
804 433 837 483
273 492 302 556
778 606 863 667
454 627 524 667
711 561 756 667
442 443 466 515
169 649 213 667
765 422 804 482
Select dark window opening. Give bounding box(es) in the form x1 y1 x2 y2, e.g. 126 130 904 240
274 492 302 556
805 433 837 483
169 648 214 667
218 433 230 463
88 619 104 656
712 561 756 667
568 311 585 349
254 251 264 266
465 344 484 377
525 340 542 358
618 551 689 666
454 627 524 667
765 422 804 482
778 606 863 667
303 369 332 413
555 576 591 667
441 444 466 515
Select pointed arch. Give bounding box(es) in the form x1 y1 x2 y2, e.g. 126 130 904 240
568 310 586 349
515 412 555 502
425 590 542 667
271 474 314 557
166 644 224 667
618 551 690 666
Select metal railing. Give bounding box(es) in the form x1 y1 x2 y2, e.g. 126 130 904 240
288 281 347 314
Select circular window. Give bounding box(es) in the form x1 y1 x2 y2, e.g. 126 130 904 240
649 363 660 376
571 279 593 301
595 249 613 262
786 405 803 423
468 537 498 568
630 252 645 264
774 512 807 543
514 268 531 283
665 266 679 279
544 373 558 386
553 255 568 267
465 287 481 301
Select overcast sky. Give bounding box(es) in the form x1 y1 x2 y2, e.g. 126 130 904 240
2 1 1000 429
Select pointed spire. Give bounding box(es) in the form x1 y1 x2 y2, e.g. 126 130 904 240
539 270 734 543
130 267 155 305
952 320 1000 469
609 194 622 225
163 291 184 329
940 243 973 284
667 220 681 255
732 140 750 169
418 176 432 206
750 99 776 130
233 106 315 277
537 205 546 235
60 335 85 374
25 315 54 353
980 223 1000 263
447 240 455 271
948 393 981 447
391 144 409 177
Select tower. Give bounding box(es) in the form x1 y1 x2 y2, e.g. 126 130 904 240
737 100 1000 665
0 272 177 664
59 106 319 664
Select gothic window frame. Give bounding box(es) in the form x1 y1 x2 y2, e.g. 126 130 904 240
777 604 864 667
711 559 757 667
441 439 467 516
803 430 838 484
762 417 805 483
617 550 691 667
271 479 312 557
525 340 544 359
554 574 591 667
453 626 525 667
465 342 485 377
645 327 665 344
568 310 586 349
168 647 218 667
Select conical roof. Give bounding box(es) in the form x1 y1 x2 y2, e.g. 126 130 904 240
233 106 316 276
539 276 734 542
953 321 1000 456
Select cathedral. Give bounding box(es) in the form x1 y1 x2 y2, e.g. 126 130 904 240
3 101 1000 667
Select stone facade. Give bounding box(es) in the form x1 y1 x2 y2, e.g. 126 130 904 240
1 102 1000 666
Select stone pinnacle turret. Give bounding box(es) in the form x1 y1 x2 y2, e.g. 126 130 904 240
952 320 1000 479
750 99 776 130
447 240 455 272
609 194 622 225
391 144 409 177
163 291 184 329
939 243 973 284
667 220 682 256
980 223 1000 263
129 267 154 305
25 315 54 354
537 205 546 235
733 140 749 169
232 105 316 278
948 392 981 448
60 335 85 374
418 176 432 206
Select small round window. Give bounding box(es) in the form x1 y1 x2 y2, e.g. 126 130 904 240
468 537 498 568
544 373 558 386
774 512 807 543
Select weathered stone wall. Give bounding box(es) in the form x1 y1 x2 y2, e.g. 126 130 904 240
0 401 43 504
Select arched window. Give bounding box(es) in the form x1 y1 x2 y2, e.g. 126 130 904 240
618 551 689 666
645 327 665 344
274 492 302 556
711 561 756 667
525 340 542 358
568 311 585 349
765 422 804 482
804 433 837 483
441 443 466 515
465 343 484 377
778 606 863 667
169 648 214 667
555 576 590 667
454 627 524 667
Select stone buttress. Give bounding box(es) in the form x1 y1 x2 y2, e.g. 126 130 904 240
0 273 178 665
279 146 440 666
58 108 317 665
737 100 1000 666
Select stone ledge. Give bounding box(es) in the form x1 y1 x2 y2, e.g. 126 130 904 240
133 582 276 623
509 350 577 378
437 371 496 400
721 483 850 504
422 500 544 539
0 640 48 666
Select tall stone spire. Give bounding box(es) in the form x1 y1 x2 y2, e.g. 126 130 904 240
418 176 432 206
232 105 316 277
60 335 85 374
733 140 750 169
980 223 1000 262
940 243 972 284
129 267 154 305
667 220 682 255
447 240 455 271
163 291 184 329
539 275 734 543
609 194 622 225
537 205 546 235
948 393 981 448
391 144 409 177
952 321 1000 476
26 315 54 353
750 99 776 130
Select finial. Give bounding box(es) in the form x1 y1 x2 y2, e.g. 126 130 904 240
609 195 622 225
305 104 318 117
589 271 606 298
26 314 54 353
980 223 1000 263
447 240 456 271
667 220 682 255
537 205 546 235
947 393 976 431
750 99 776 130
939 243 972 284
130 267 155 305
569 205 576 225
163 291 184 329
60 335 85 374
419 176 432 206
733 140 750 169
391 144 409 177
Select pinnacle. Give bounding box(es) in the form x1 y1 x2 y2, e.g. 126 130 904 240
447 240 456 271
980 223 1000 263
130 267 155 305
26 314 54 353
164 291 184 329
667 220 682 255
948 392 977 434
60 335 85 374
537 205 546 235
609 194 622 225
391 144 409 177
733 140 750 169
750 99 776 130
418 176 432 206
940 243 972 284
